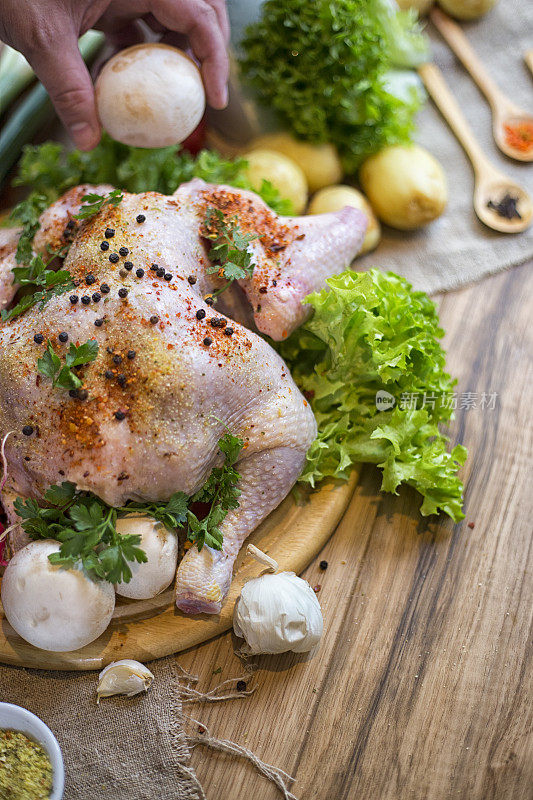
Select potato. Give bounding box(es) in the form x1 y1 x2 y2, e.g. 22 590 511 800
437 0 498 19
243 149 308 214
251 133 343 192
308 185 381 254
95 44 205 148
396 0 434 14
359 145 447 231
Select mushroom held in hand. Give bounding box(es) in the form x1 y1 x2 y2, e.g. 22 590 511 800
114 515 178 600
1 540 115 652
95 44 206 148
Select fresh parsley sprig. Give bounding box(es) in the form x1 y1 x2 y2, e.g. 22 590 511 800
37 339 99 391
74 188 123 220
201 208 257 295
10 192 49 265
187 430 244 551
1 253 74 323
13 432 245 582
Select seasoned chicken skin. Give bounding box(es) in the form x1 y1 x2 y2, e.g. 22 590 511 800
0 181 365 614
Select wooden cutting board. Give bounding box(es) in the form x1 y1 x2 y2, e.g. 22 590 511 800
0 471 358 671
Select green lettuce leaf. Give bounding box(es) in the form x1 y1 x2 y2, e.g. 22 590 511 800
277 270 466 522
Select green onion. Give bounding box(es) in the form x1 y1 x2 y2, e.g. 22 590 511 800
0 47 35 116
0 31 104 187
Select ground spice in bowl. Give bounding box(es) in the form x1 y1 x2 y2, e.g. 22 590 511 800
0 729 53 799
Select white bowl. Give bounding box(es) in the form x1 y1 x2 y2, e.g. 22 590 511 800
0 702 64 799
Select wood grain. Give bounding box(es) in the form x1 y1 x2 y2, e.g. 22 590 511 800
0 472 357 670
177 261 533 800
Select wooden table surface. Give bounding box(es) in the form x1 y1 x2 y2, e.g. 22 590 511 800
179 259 533 800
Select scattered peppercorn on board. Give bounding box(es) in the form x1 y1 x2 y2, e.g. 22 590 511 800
0 471 357 670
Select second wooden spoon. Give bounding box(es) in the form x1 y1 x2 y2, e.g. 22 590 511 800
419 62 532 234
430 7 533 163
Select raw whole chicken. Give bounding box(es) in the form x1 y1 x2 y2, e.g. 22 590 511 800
0 180 366 614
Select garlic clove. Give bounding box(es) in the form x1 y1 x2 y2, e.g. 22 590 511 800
97 659 154 702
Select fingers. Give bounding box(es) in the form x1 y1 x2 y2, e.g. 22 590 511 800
149 0 229 109
205 0 230 44
27 35 100 150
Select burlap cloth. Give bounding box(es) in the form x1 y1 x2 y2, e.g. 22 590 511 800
0 658 204 800
1 4 531 799
357 0 533 292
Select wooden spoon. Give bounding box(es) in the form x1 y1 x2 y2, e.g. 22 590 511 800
419 63 532 234
430 7 533 163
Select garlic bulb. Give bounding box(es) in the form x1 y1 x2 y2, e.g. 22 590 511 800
97 660 154 702
233 571 323 655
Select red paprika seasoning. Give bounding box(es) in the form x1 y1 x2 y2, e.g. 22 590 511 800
504 121 533 153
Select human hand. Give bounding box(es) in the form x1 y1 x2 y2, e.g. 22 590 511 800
0 0 229 150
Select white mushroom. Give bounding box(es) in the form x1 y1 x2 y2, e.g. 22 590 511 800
114 515 178 600
95 44 206 148
1 540 115 652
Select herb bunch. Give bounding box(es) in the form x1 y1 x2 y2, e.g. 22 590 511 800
202 208 257 294
240 0 428 172
37 339 99 391
14 432 244 583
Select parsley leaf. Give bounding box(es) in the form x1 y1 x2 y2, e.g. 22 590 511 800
1 253 74 323
37 339 99 391
10 192 49 265
201 208 257 294
74 188 123 220
188 431 244 551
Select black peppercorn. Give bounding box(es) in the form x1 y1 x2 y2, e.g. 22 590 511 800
117 374 126 386
164 273 172 281
114 410 126 421
78 389 88 401
150 264 158 272
92 292 101 303
224 327 234 336
109 253 120 263
127 350 136 360
100 283 110 294
113 355 122 365
100 241 110 251
136 214 146 223
81 296 91 305
150 315 159 325
22 425 34 436
236 681 247 692
104 370 114 379
188 275 197 285
68 389 79 398
58 331 68 343
319 560 328 571
105 228 115 238
124 261 133 271
259 286 267 294
118 288 128 298
205 296 214 306
94 318 104 327
136 268 145 278
69 295 79 304
33 333 44 344
85 274 96 285
196 309 206 320
203 336 212 346
156 268 165 278
119 247 129 257
210 318 219 327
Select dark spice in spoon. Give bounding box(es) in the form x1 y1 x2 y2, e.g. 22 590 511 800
487 193 521 220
